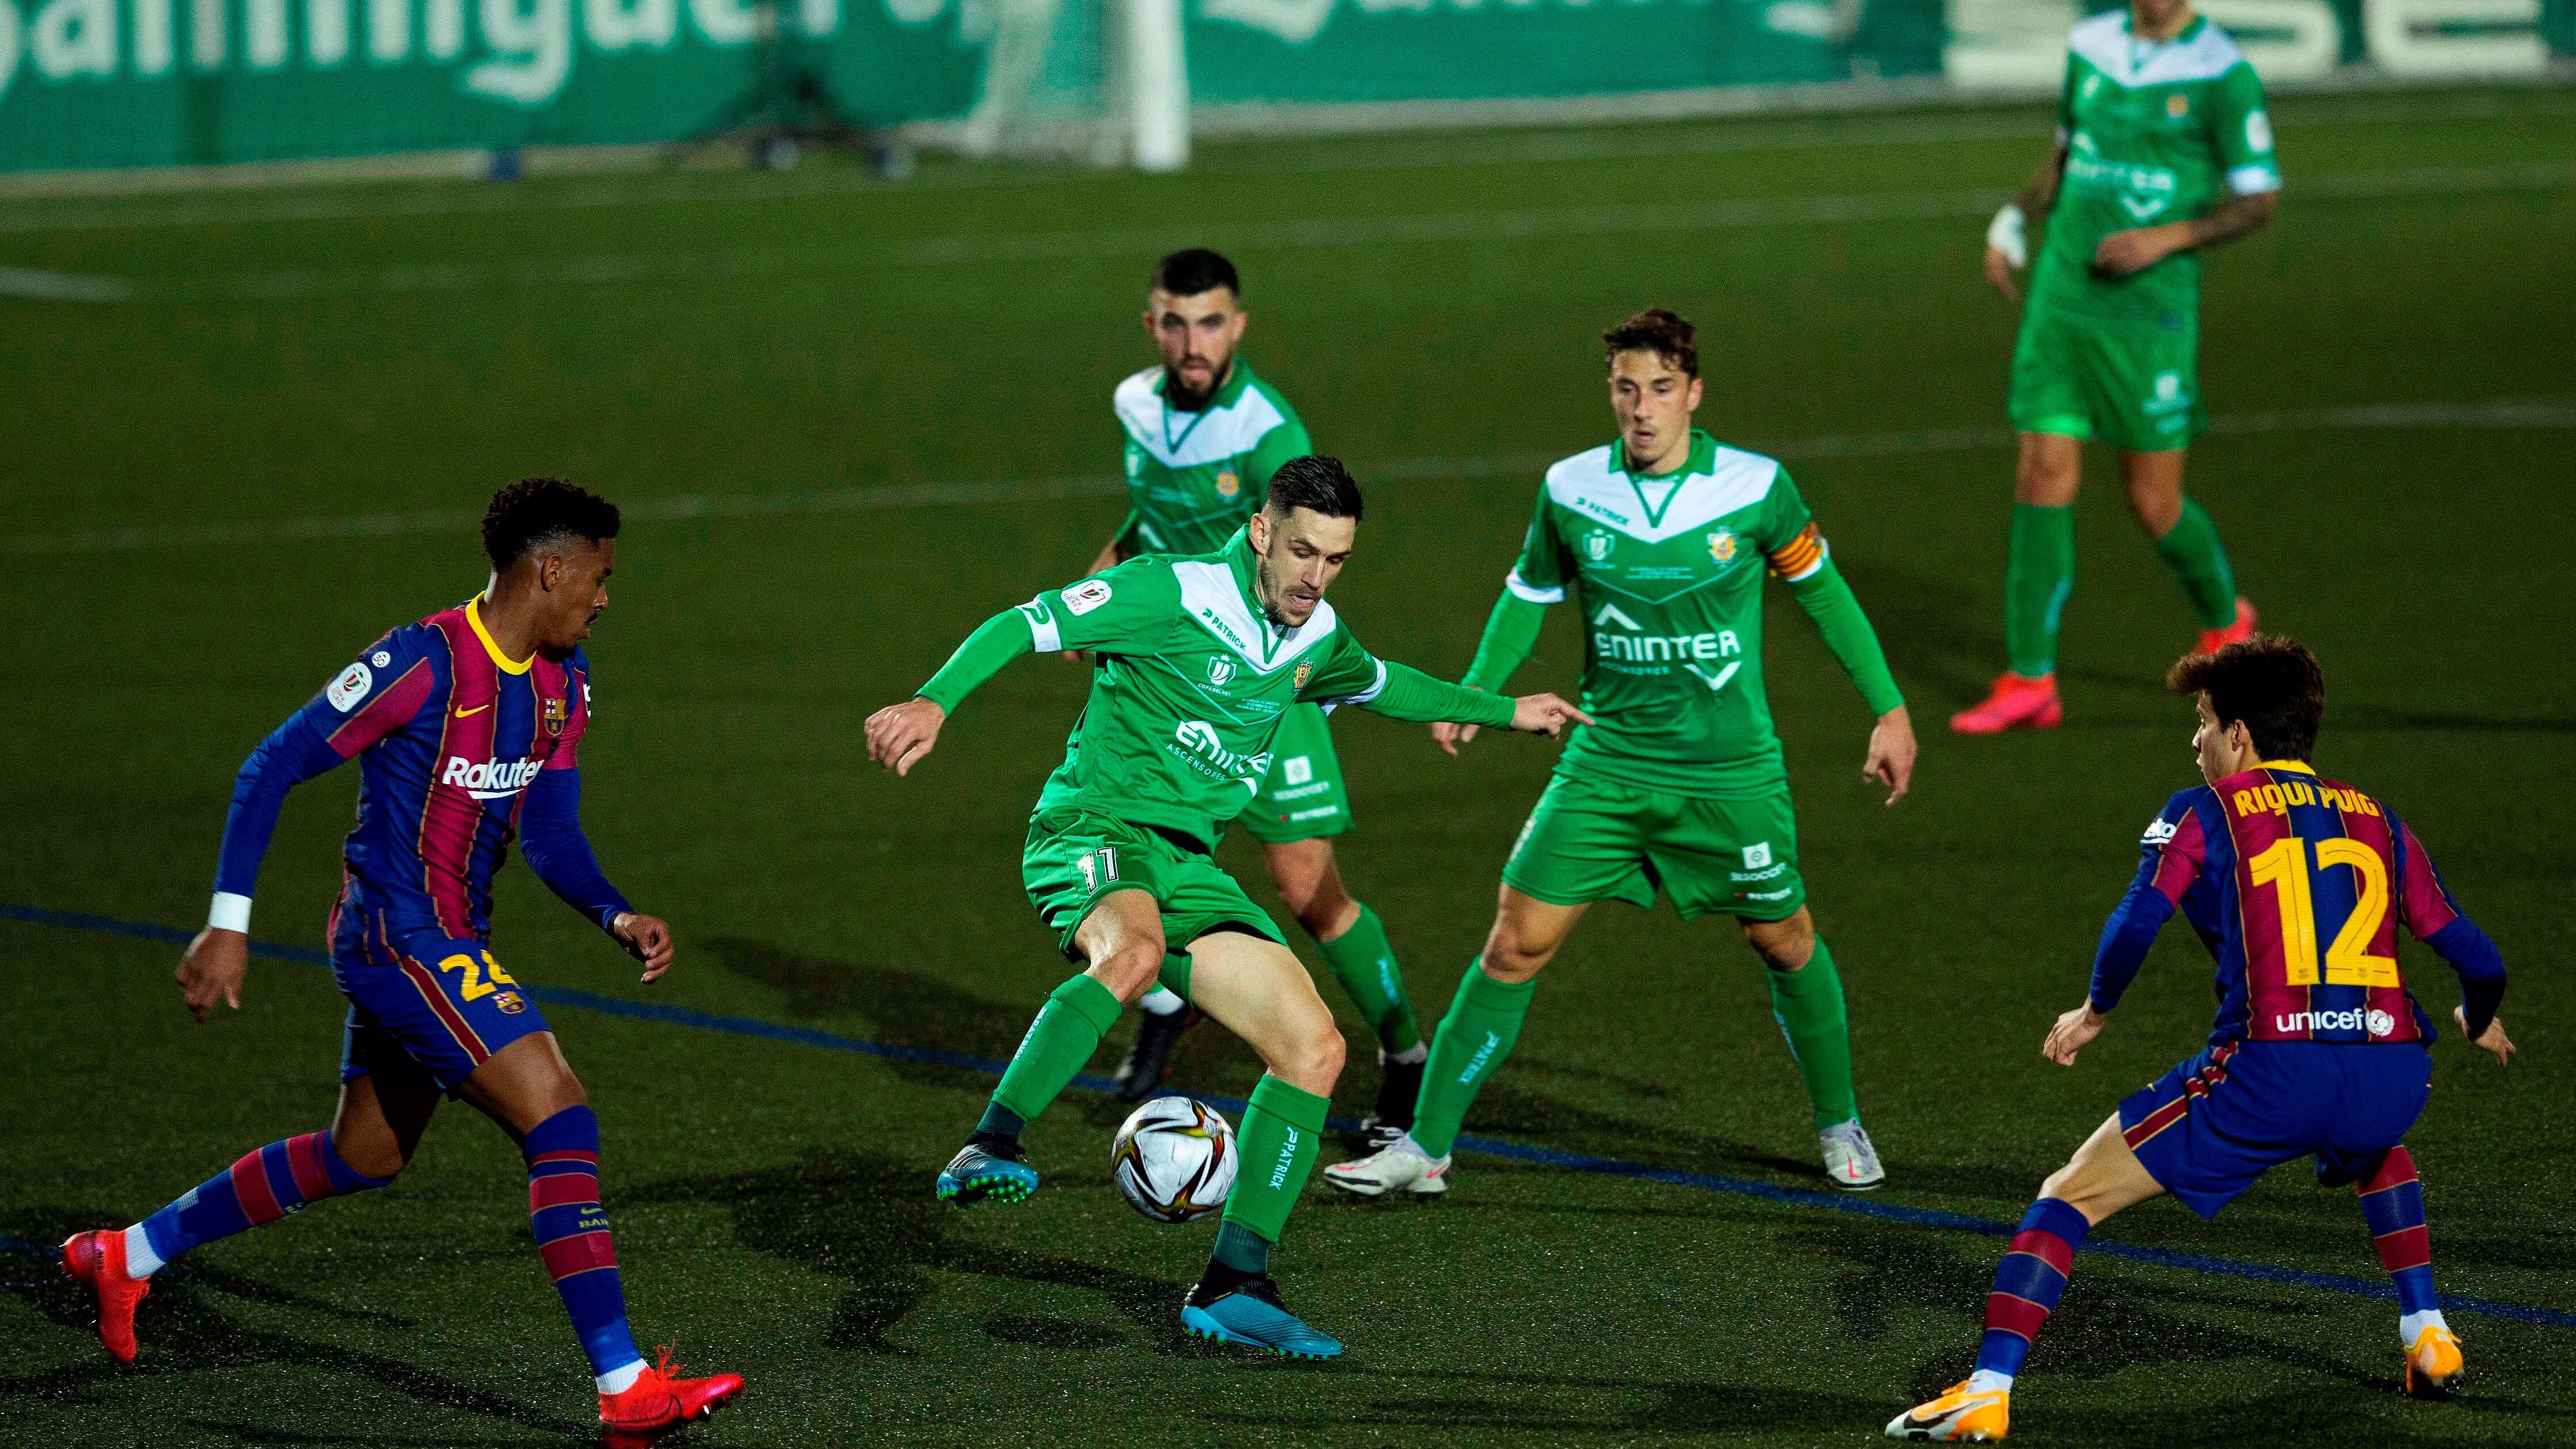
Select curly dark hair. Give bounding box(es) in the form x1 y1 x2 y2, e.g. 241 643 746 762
1263 455 1364 521
2168 635 2326 762
480 478 621 570
1603 307 1697 379
1151 248 1240 299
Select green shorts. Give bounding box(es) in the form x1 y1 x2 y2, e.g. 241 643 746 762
1235 702 1353 844
1502 770 1805 923
1023 811 1287 970
2008 302 2204 453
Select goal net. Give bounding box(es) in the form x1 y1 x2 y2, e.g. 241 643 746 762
954 0 1189 170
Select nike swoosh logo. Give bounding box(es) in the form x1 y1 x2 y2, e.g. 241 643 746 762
453 703 490 718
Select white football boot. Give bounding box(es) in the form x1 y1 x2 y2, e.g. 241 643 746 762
1820 1120 1887 1192
1321 1131 1451 1197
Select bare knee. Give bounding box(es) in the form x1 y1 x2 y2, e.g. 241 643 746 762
330 1121 411 1181
1479 925 1555 986
1089 939 1167 1004
1741 910 1816 973
2014 435 2080 506
2120 453 2187 535
1266 842 1358 941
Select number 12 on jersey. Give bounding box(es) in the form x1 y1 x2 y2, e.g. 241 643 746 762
2246 835 2399 988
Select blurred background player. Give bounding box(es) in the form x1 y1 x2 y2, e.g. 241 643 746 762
866 458 1589 1358
1954 0 2277 735
59 481 742 1437
1327 309 1915 1200
1084 248 1433 1144
1892 637 2511 1442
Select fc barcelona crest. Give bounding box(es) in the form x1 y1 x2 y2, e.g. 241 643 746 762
1707 529 1738 564
1581 528 1615 562
1292 660 1315 691
1215 469 1242 499
542 695 568 738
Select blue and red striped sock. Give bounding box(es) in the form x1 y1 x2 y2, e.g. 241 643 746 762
1973 1197 2091 1385
2358 1146 2447 1344
130 1131 388 1275
524 1107 645 1388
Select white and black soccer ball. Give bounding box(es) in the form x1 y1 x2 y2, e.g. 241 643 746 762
1110 1096 1237 1224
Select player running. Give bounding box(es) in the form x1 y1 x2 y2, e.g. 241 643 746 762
1327 309 1915 1199
864 457 1589 1358
1953 0 2278 735
1085 248 1434 1146
1891 636 2511 1442
60 480 742 1436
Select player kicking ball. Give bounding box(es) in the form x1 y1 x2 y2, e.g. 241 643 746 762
61 480 742 1436
1953 0 2278 734
1087 249 1436 1144
1328 309 1915 1199
1892 637 2511 1441
865 458 1588 1358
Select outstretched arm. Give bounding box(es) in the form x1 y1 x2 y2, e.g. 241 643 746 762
2046 801 2208 1066
1318 653 1590 738
1439 570 1558 754
866 607 1034 776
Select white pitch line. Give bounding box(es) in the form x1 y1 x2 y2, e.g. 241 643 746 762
9 401 2568 556
117 160 2576 301
0 266 131 302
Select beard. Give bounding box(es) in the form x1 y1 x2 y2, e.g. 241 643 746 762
1253 560 1303 629
1163 356 1231 412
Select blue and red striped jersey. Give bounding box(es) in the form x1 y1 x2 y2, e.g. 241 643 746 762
2089 760 2504 1047
212 598 629 942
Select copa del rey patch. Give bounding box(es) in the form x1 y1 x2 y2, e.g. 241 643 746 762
326 661 375 712
1062 579 1114 616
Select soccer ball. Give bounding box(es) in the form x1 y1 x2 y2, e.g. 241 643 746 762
1110 1096 1237 1224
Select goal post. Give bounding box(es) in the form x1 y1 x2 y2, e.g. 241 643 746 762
954 0 1190 170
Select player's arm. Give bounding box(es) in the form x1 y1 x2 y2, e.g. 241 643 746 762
1307 635 1589 738
182 636 435 1022
2392 819 2512 1064
1439 490 1573 754
1985 65 2073 302
1763 491 1914 804
516 676 672 981
867 561 1179 775
2096 64 2281 276
2043 796 2208 1065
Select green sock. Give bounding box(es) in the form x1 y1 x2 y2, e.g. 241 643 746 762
2004 502 2076 678
1218 1074 1330 1247
1767 938 1859 1132
1410 964 1537 1159
988 973 1123 1125
2152 496 2239 630
1211 1222 1271 1275
1314 903 1420 1054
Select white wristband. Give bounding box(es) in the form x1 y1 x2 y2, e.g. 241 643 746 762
208 891 252 934
1986 202 2028 269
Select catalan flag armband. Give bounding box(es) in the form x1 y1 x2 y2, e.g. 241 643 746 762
1766 522 1829 583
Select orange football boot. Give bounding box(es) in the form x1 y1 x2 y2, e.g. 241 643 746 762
1886 1380 2010 1441
61 1229 150 1363
1949 673 2061 735
598 1345 743 1433
2404 1323 2465 1399
2196 597 2257 656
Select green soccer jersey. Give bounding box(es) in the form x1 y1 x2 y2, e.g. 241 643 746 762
1112 359 1311 556
1003 533 1513 848
1491 431 1835 799
2031 11 2280 325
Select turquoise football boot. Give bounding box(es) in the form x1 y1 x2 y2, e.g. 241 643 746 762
936 1139 1038 1207
1180 1276 1343 1359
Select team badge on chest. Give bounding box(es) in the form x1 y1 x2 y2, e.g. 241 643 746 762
1582 529 1616 562
1215 468 1242 499
1292 660 1314 691
1707 528 1739 564
2166 92 2189 119
1207 656 1236 688
542 695 568 737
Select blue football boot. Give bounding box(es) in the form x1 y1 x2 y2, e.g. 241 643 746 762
1180 1274 1343 1359
936 1138 1038 1207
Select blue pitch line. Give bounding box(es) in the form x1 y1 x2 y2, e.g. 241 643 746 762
12 902 2572 1332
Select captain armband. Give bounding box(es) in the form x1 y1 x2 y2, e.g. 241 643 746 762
1765 523 1830 583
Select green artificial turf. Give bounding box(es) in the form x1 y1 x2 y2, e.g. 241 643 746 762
3 84 2573 1448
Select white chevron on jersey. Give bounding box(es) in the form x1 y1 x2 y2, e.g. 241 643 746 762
1541 444 1784 546
1114 366 1293 470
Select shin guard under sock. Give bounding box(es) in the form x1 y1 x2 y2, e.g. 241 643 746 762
2359 1147 2445 1343
1218 1076 1329 1251
1410 965 1536 1159
1975 1197 2091 1381
1315 903 1421 1054
133 1131 389 1275
989 974 1124 1126
2004 503 2075 678
1766 938 1859 1132
523 1106 643 1382
2151 496 2239 630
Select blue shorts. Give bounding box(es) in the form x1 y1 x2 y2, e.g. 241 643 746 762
332 909 551 1095
2118 1040 2431 1219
